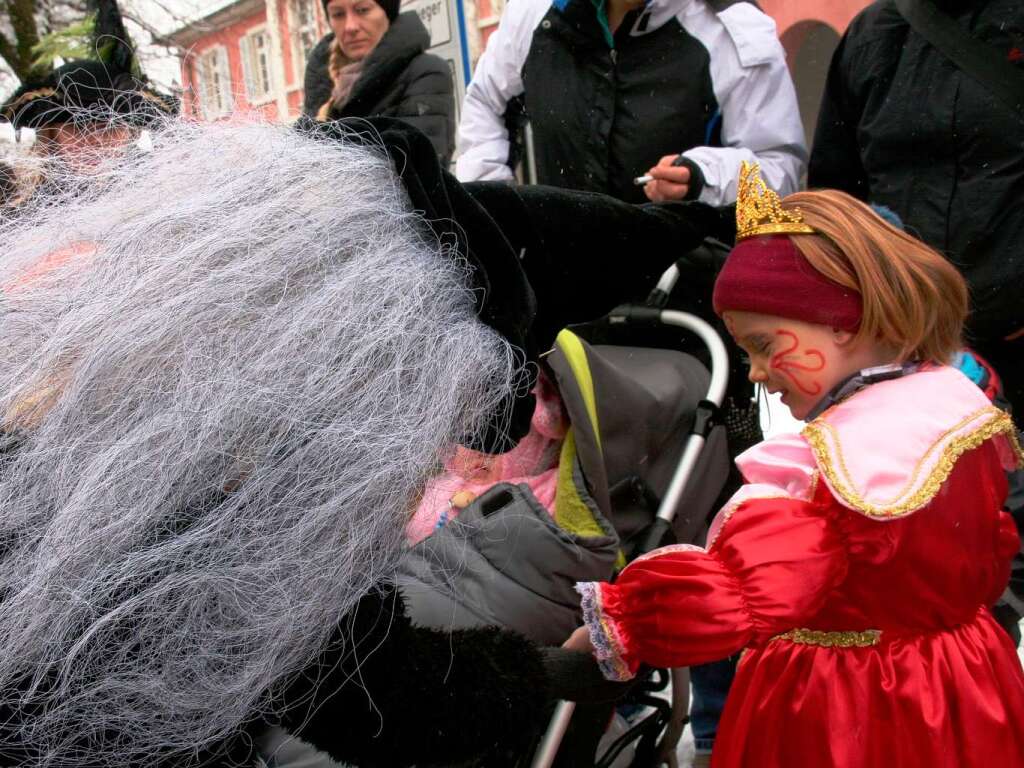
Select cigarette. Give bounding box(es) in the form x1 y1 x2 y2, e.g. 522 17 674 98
633 174 654 186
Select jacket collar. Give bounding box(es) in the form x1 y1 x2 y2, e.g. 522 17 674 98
550 0 694 38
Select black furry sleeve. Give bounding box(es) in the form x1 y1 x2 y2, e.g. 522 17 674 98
462 181 732 350
277 587 552 767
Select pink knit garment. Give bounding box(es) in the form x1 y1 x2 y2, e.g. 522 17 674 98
407 369 568 544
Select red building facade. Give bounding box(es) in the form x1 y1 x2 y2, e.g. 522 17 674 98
166 0 324 121
763 0 871 145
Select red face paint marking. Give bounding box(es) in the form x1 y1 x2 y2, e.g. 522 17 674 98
770 329 826 396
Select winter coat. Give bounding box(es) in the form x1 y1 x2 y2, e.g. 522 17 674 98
807 0 1024 343
303 12 455 165
455 0 806 204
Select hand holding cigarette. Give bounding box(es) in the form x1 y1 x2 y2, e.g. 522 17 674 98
635 154 692 202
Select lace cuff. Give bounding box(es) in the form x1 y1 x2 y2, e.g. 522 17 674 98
576 581 634 682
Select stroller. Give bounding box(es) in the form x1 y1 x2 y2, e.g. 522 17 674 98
398 259 735 767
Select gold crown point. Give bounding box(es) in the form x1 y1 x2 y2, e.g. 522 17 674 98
735 161 815 241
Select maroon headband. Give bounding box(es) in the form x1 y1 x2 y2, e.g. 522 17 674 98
713 235 862 330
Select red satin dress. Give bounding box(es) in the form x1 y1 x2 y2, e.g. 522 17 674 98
578 366 1024 767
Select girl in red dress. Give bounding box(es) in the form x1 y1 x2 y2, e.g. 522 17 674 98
567 165 1024 766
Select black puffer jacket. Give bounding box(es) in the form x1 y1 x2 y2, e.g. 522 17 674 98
808 0 1024 344
303 11 455 164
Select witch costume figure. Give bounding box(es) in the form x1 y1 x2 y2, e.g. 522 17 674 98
570 165 1024 767
0 98 729 766
0 0 177 205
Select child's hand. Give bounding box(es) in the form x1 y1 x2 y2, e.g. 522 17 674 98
562 625 594 654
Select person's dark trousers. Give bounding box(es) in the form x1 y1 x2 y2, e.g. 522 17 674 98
690 656 738 756
971 338 1024 645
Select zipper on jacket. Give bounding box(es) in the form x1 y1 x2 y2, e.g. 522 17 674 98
610 48 618 64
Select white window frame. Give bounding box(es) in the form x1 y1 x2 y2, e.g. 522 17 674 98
287 0 322 86
193 45 233 120
239 26 275 105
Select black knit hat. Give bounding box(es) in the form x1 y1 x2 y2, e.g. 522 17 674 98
322 0 402 23
0 0 178 130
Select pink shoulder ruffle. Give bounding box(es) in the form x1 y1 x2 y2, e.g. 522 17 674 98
802 366 1022 519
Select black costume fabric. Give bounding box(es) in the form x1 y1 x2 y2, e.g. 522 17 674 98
0 0 178 129
275 587 551 768
302 12 455 164
0 60 178 129
462 181 731 348
298 117 732 448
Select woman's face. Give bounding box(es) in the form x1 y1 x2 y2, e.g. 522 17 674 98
326 0 390 62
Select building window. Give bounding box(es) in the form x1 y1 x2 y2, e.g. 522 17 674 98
288 0 321 83
240 27 274 103
194 45 233 120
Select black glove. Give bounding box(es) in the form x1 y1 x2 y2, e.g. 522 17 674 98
539 647 632 703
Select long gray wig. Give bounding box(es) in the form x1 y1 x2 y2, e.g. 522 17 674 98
0 117 523 765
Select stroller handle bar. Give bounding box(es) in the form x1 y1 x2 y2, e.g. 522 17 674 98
653 309 729 522
532 309 730 768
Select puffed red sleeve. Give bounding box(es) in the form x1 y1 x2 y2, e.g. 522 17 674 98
577 433 849 681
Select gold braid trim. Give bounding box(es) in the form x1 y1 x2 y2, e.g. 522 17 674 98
2 85 175 121
772 628 881 648
1 88 58 119
134 88 178 114
803 406 1018 518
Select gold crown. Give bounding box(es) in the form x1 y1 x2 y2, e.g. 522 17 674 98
735 161 815 240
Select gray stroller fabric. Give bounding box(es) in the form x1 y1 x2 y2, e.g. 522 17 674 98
400 480 620 644
400 335 730 642
566 343 729 551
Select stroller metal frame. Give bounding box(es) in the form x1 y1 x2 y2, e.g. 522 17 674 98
531 261 731 768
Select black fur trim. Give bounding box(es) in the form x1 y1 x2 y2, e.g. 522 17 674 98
279 587 551 767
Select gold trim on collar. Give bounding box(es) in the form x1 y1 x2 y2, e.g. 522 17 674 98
772 628 881 648
803 406 1020 518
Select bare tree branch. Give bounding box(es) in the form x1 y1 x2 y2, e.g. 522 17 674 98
142 0 198 24
120 9 182 54
0 0 204 96
6 0 42 80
